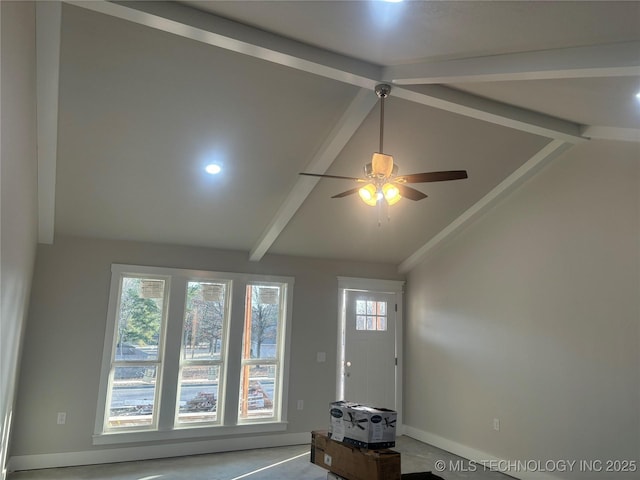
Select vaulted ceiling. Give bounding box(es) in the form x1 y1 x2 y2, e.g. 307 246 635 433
37 1 640 271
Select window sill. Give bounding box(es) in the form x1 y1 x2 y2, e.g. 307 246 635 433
93 422 288 445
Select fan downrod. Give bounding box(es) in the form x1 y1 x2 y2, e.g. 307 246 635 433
375 84 391 153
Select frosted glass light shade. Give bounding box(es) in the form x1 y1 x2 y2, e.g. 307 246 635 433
371 153 394 177
358 184 378 206
382 183 401 205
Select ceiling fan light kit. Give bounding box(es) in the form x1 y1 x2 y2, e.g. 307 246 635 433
300 83 468 210
360 151 396 208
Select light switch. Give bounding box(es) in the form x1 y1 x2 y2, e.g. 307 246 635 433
317 352 326 363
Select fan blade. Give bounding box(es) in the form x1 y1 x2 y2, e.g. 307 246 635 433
397 170 468 183
331 187 361 198
300 172 365 182
396 184 428 201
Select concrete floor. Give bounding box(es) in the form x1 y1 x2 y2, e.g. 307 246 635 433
8 435 514 480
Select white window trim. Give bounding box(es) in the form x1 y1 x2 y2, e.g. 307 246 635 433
101 273 171 433
237 282 288 425
94 264 294 445
174 278 232 428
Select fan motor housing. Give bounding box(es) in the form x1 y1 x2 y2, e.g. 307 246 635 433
375 84 391 98
364 162 398 178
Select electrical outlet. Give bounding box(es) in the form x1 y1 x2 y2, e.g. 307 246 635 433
493 418 500 431
57 412 67 425
297 400 304 410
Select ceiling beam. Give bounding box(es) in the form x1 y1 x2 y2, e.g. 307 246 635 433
249 88 378 261
36 1 62 244
393 84 585 144
67 0 382 89
67 1 588 145
385 41 640 84
581 126 640 143
398 139 574 273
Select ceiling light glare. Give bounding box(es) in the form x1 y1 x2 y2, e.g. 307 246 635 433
359 184 378 207
382 183 401 205
205 164 221 175
636 91 640 100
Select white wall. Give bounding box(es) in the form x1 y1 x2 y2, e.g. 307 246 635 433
404 140 639 480
9 235 403 468
0 2 39 479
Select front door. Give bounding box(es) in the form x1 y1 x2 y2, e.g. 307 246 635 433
341 289 397 409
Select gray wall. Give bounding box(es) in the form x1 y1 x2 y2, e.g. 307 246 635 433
0 2 38 478
405 139 639 480
11 236 403 457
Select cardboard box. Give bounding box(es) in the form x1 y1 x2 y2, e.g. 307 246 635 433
329 401 397 449
327 473 346 480
311 430 401 480
328 401 356 443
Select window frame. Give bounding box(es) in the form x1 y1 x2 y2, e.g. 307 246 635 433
174 279 232 428
101 273 171 433
238 282 288 424
94 264 294 445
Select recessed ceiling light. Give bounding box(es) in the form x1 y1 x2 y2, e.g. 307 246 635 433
205 164 221 175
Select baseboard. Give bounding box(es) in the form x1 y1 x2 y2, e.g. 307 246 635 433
403 425 563 480
8 431 310 472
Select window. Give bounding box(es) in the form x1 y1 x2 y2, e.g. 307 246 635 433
95 265 293 443
355 299 387 331
239 285 284 422
176 281 230 426
105 276 168 430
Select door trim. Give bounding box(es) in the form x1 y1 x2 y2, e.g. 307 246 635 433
336 277 405 433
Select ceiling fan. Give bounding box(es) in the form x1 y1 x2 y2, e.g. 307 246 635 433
300 84 468 207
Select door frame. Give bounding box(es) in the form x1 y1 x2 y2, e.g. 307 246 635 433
336 276 405 434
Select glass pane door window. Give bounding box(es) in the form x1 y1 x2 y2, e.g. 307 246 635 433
238 284 284 422
105 276 167 430
355 299 388 331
